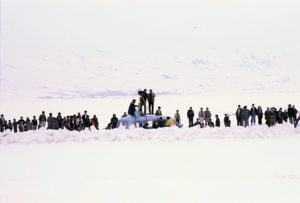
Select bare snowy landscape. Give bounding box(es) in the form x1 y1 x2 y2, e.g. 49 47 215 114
1 0 300 202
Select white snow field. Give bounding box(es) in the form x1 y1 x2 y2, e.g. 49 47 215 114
1 0 300 202
0 125 300 203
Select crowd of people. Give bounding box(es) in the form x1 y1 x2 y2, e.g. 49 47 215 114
0 111 99 133
0 88 299 133
235 104 299 127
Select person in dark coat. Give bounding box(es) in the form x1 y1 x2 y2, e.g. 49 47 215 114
265 108 271 127
32 116 38 130
250 104 258 125
283 110 288 122
294 112 300 128
128 99 137 116
0 114 5 132
83 115 91 129
110 114 118 129
152 120 159 129
236 105 242 126
18 121 24 133
241 106 249 127
292 105 298 125
224 114 231 127
270 107 276 126
158 117 164 128
193 118 201 127
277 108 283 124
39 111 47 128
25 117 32 131
257 106 263 125
92 115 99 130
47 113 54 129
143 123 149 129
18 117 25 126
155 106 162 116
7 120 12 131
57 112 63 129
13 119 18 133
287 104 294 124
148 89 156 115
139 89 148 115
187 107 194 127
215 115 220 127
208 119 215 127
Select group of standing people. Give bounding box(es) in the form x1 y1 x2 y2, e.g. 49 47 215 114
1 100 300 133
0 111 99 133
236 104 299 128
187 107 230 128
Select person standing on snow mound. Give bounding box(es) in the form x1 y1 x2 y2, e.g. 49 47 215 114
128 99 137 116
288 104 294 124
148 89 156 115
141 89 148 114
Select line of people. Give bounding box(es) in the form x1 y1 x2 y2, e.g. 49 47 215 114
0 111 99 133
1 103 299 133
186 107 231 128
235 104 299 127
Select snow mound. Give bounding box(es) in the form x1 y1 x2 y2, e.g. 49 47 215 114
1 124 299 145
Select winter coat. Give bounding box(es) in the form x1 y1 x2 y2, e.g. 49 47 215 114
241 109 249 120
158 119 164 128
39 114 46 122
187 110 194 119
139 96 145 105
111 117 118 128
293 108 298 118
215 118 220 127
165 119 175 127
128 103 136 116
257 109 263 118
148 93 155 103
250 107 257 116
142 92 148 102
236 108 242 119
32 119 38 126
155 110 162 116
204 111 211 119
288 107 294 117
265 110 271 122
47 116 54 129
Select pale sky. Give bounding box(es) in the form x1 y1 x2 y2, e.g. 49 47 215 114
0 0 300 100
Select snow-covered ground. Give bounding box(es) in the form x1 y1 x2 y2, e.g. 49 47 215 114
1 125 300 203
